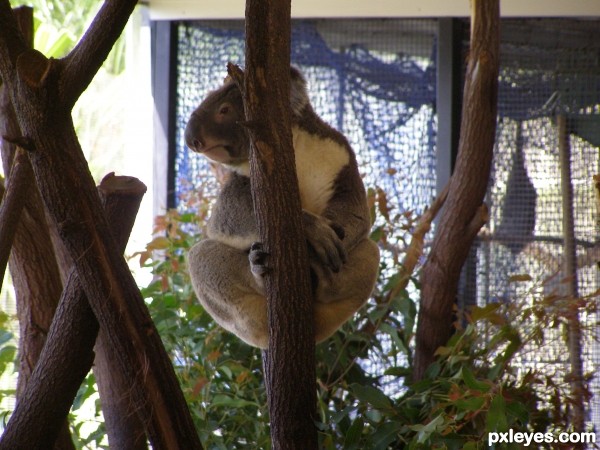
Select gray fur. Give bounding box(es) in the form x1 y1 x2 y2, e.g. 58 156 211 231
185 66 379 348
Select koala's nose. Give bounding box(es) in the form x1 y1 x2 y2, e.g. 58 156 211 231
184 117 204 152
191 137 203 151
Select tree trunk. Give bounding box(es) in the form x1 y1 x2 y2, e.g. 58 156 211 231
0 1 201 448
228 0 318 447
0 7 73 449
0 175 146 450
414 0 499 380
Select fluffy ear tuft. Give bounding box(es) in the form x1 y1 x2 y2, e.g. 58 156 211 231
290 66 310 117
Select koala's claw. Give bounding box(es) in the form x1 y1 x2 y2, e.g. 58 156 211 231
330 222 345 241
249 242 270 277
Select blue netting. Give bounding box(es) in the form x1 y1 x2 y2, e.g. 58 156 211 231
173 17 600 427
175 20 437 216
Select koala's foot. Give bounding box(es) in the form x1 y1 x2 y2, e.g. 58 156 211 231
249 242 270 277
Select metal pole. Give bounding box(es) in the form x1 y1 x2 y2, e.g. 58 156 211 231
557 113 586 435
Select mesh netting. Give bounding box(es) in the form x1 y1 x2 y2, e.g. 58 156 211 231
465 18 600 428
174 17 600 427
175 19 437 215
175 18 438 396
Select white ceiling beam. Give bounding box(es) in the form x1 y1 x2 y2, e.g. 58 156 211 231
148 0 600 20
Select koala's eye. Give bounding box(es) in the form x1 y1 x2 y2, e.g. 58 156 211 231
219 105 230 115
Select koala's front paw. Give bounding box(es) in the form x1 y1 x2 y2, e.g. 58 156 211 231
249 242 270 277
302 211 347 273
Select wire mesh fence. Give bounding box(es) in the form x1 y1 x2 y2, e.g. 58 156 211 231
174 17 600 428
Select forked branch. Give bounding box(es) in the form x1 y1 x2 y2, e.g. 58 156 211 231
414 0 500 380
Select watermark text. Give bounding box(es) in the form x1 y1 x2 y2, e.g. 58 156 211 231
488 429 596 447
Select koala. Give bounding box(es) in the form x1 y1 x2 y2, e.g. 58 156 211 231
185 67 380 348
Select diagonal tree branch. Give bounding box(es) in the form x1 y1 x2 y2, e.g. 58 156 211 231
0 1 202 448
0 175 146 450
59 0 138 107
0 148 31 292
0 8 75 449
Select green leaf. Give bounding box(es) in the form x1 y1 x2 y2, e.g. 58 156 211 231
0 330 14 347
331 405 355 424
372 421 403 450
454 396 485 412
383 366 412 377
460 367 491 392
379 323 409 355
506 400 529 424
486 394 508 433
210 394 258 409
423 361 441 379
343 416 364 449
0 346 16 365
411 414 445 444
370 226 385 242
351 384 392 410
396 295 417 337
470 303 505 325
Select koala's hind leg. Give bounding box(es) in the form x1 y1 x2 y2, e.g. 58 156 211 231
187 239 268 348
314 238 379 343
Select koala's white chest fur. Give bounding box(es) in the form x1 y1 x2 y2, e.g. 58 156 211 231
229 126 350 216
292 126 350 215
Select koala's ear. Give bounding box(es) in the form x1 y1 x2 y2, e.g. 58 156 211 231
290 66 310 117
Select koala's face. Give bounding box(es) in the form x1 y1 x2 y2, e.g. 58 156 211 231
185 80 249 166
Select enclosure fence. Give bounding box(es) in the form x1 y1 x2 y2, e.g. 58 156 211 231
174 18 600 430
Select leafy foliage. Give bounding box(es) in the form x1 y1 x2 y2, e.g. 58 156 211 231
137 182 270 449
138 182 587 449
0 169 590 447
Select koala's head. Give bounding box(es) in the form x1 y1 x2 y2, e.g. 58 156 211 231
185 67 310 167
185 79 248 166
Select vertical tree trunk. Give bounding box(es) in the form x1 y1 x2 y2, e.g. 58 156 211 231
414 0 499 380
229 0 317 447
0 7 73 449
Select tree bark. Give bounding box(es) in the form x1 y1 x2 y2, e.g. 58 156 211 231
0 7 74 450
0 175 146 450
228 0 318 447
0 1 201 448
414 0 499 380
93 175 149 450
